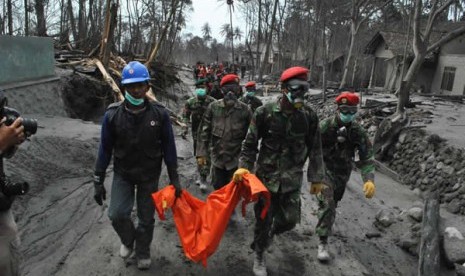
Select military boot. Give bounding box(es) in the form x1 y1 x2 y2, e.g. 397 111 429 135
252 251 267 276
317 243 330 262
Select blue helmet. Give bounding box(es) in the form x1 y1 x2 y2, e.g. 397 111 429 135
121 61 150 85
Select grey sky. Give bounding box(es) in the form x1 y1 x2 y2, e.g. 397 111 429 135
184 0 246 41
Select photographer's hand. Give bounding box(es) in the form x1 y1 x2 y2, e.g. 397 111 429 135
0 117 25 152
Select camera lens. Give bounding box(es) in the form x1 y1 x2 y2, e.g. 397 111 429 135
22 118 38 136
2 181 29 196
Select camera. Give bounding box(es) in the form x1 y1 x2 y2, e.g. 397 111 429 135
1 177 29 196
3 107 38 137
0 90 38 158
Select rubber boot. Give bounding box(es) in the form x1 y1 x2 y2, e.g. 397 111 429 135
252 251 267 276
317 241 330 262
119 244 133 259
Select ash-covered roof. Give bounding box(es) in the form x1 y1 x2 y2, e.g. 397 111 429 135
364 30 445 57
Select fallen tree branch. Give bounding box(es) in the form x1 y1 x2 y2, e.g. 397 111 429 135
93 58 123 101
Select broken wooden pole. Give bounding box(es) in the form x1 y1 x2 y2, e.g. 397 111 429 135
418 192 440 276
93 58 123 102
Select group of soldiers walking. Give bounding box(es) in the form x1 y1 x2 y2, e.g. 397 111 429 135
181 66 376 276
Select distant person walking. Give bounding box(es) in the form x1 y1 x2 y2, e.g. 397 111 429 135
181 78 216 192
240 81 263 113
314 91 375 262
234 67 327 276
196 74 252 191
92 61 182 270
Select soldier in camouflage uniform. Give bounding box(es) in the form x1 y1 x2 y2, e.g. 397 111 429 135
240 81 263 113
235 67 327 276
314 91 375 262
196 74 252 191
182 78 216 192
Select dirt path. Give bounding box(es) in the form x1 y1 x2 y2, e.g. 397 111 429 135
8 112 461 276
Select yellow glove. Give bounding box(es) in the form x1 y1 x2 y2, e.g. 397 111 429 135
232 168 250 183
197 156 207 166
309 182 327 194
363 180 375 198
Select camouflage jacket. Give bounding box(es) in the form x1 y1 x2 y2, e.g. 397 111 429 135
197 99 253 170
239 99 326 193
182 95 216 136
240 95 263 113
320 115 374 184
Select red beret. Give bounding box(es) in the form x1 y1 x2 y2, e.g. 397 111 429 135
280 66 309 82
220 74 239 87
245 81 256 88
335 92 359 106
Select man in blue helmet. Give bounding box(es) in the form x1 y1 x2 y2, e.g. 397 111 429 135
92 61 182 270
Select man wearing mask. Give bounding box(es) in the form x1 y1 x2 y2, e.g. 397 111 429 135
234 67 327 276
93 61 182 270
181 78 216 192
196 74 252 191
314 91 375 262
240 81 263 113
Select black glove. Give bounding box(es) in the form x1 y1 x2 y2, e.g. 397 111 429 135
93 172 106 205
167 165 182 198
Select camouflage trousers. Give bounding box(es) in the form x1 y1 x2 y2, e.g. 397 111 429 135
315 171 349 238
251 189 301 252
193 138 210 180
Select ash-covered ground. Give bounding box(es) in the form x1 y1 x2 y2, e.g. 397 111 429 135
5 66 465 276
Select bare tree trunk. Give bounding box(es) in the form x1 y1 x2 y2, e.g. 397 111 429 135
88 0 95 34
397 54 424 113
246 39 255 76
322 15 328 102
77 0 86 48
68 0 78 43
259 0 279 81
117 5 121 52
24 0 29 35
275 0 287 71
0 1 5 34
351 57 358 88
340 0 393 89
340 24 356 89
35 0 47 36
7 0 12 35
99 0 117 67
165 1 184 62
399 3 412 88
309 0 321 83
229 4 235 64
145 0 179 66
254 0 262 80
